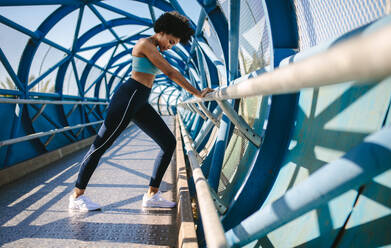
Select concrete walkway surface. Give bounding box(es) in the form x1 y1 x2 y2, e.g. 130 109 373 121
0 117 178 247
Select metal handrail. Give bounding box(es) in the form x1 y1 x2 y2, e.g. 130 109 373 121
0 98 109 147
178 114 228 248
0 98 109 105
180 24 391 104
0 120 103 147
177 23 391 150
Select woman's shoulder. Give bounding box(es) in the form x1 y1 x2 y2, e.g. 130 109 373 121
136 38 156 48
133 38 153 56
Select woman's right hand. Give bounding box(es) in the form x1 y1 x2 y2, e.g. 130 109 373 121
198 88 214 98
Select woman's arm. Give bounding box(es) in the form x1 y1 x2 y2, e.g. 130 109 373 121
139 39 211 97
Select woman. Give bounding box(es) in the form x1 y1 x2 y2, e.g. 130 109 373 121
69 11 213 211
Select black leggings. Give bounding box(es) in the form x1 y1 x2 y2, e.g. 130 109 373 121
75 78 176 189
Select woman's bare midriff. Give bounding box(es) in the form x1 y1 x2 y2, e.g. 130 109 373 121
131 71 156 88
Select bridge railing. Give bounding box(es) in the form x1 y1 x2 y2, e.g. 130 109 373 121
0 99 108 147
177 18 391 248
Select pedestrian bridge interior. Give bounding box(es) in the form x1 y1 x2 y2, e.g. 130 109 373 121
0 0 391 247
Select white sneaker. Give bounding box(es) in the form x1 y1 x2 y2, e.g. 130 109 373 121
142 191 176 208
69 194 101 211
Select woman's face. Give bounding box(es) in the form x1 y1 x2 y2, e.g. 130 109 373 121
157 32 180 51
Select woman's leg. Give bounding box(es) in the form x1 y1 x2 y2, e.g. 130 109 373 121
75 87 140 192
132 103 176 191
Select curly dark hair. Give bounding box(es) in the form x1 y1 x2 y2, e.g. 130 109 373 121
154 11 194 45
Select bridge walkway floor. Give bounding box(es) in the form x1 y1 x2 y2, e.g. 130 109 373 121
0 116 178 247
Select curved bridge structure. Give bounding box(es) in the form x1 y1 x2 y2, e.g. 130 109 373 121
0 1 390 247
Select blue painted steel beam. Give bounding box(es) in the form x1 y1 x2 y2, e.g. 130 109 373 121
221 93 299 230
18 5 76 89
208 0 240 191
156 85 170 114
0 48 25 92
195 46 207 88
148 0 156 24
225 127 391 247
134 0 173 12
0 89 23 96
265 0 298 49
95 1 152 26
93 44 120 97
166 88 178 115
70 58 83 95
78 34 148 52
28 55 72 91
71 5 84 53
197 39 226 87
196 0 229 67
168 0 187 17
0 0 82 6
74 18 152 50
87 4 128 51
5 5 79 152
2 109 23 166
29 104 76 142
111 58 133 69
103 75 109 99
0 0 193 167
107 64 127 97
228 0 240 81
193 106 222 149
80 47 113 95
0 14 41 40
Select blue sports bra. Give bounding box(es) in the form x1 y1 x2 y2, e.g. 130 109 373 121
132 56 161 75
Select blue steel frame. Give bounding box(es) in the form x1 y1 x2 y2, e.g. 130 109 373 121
0 0 200 167
3 1 388 247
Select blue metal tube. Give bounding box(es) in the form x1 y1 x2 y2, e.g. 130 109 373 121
166 88 177 115
197 0 229 66
228 1 240 81
208 0 240 191
197 39 227 86
2 108 22 166
193 106 222 149
185 111 196 126
78 35 143 52
0 0 81 6
186 10 207 66
0 89 23 96
95 1 152 26
107 63 128 97
208 114 230 189
78 45 112 95
70 58 83 95
195 46 207 89
85 74 104 95
225 127 391 247
0 15 40 40
27 55 71 91
93 44 120 97
156 85 169 115
111 58 132 69
71 5 84 52
190 113 202 138
168 0 187 17
0 48 25 92
87 4 128 51
184 111 193 123
148 1 156 24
